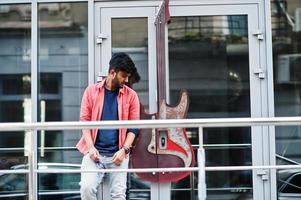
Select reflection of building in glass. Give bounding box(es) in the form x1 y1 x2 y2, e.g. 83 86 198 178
38 3 88 165
0 4 31 170
270 0 301 164
0 3 88 169
1 0 301 199
111 18 149 110
167 15 251 197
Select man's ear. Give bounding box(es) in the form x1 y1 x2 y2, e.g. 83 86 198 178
109 69 115 76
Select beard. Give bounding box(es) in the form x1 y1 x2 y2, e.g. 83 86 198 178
112 76 124 90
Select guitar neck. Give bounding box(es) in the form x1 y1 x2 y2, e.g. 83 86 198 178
155 0 168 104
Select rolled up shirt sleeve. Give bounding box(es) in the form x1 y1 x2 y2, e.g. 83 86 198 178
127 128 139 136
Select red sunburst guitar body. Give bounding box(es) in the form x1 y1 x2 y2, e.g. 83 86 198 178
131 90 195 182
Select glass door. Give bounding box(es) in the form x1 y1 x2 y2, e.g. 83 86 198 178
168 4 265 200
95 2 267 200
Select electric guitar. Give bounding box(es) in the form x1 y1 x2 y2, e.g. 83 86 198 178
131 0 195 182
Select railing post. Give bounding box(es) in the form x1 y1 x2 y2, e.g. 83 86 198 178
198 126 206 200
27 129 38 200
30 0 38 199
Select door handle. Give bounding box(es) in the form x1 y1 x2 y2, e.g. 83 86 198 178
257 169 269 181
96 33 108 44
253 68 265 79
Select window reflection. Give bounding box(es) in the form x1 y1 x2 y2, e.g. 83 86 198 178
168 15 252 199
0 4 31 199
0 4 31 175
272 0 301 198
37 3 88 196
272 0 301 161
111 18 149 110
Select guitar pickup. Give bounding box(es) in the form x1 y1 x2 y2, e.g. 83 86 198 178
158 130 168 149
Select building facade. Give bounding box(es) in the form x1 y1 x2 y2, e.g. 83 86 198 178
0 0 300 199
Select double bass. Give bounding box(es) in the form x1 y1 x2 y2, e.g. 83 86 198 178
131 0 195 182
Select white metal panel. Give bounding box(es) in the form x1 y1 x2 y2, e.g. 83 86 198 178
0 0 88 2
262 0 277 198
88 0 95 84
0 0 30 3
170 0 261 6
94 0 161 8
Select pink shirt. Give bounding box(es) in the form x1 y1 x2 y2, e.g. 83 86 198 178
76 80 140 155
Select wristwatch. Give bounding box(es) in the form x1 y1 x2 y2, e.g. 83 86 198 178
123 146 130 154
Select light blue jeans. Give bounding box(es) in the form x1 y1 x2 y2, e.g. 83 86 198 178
80 154 129 200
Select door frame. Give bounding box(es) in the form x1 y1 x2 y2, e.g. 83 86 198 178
94 1 275 199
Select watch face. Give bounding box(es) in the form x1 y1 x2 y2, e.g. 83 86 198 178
124 147 130 154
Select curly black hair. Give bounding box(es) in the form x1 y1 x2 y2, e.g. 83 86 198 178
109 52 136 74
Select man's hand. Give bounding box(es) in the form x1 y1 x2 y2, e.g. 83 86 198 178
88 146 100 161
112 148 127 166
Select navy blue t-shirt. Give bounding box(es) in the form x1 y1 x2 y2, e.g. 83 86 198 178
95 88 119 156
94 88 139 156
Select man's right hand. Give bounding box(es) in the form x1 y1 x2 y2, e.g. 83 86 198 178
88 147 100 161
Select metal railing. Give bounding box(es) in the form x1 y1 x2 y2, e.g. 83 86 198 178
1 116 301 200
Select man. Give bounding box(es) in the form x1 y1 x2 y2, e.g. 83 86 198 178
76 52 140 200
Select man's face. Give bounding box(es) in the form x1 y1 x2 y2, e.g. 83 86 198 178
111 70 130 89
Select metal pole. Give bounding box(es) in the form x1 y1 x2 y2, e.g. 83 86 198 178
28 129 38 200
2 116 301 131
198 126 206 200
30 0 38 199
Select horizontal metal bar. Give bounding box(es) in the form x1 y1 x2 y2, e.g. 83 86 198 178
33 164 301 174
192 143 252 148
0 116 301 131
0 144 250 152
0 193 27 198
38 190 80 195
203 143 251 148
128 189 150 192
0 169 29 174
36 167 200 173
38 147 77 150
38 162 80 167
36 0 87 2
170 188 193 191
206 187 252 191
0 0 30 3
0 147 77 151
205 164 301 171
2 163 301 175
0 191 80 199
0 147 25 151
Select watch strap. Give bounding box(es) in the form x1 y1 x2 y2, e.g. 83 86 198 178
123 146 130 154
